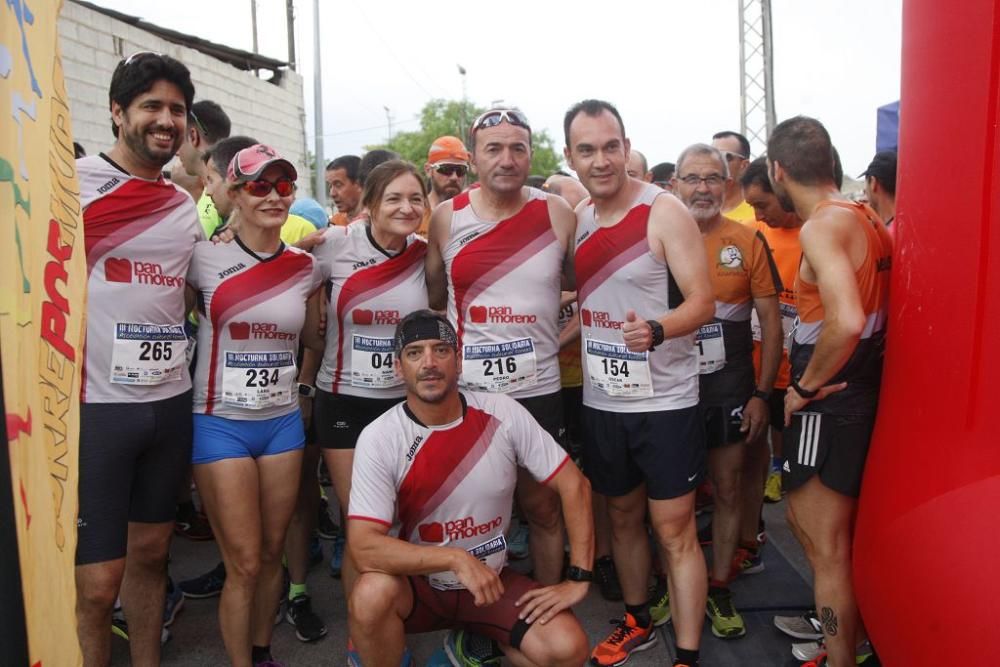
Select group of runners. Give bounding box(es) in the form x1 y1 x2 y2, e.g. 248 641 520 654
74 52 892 667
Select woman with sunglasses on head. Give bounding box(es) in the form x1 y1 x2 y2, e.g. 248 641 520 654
297 160 428 658
185 144 326 667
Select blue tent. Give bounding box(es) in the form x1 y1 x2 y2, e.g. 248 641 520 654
877 101 900 152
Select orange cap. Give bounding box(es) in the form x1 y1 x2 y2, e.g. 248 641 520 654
427 136 471 165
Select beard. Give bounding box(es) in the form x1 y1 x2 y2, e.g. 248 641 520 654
121 118 181 170
775 187 796 213
433 179 462 201
687 196 722 222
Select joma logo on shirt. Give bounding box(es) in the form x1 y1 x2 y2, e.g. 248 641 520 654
417 515 503 542
352 258 376 271
104 258 184 287
405 435 423 461
218 263 246 280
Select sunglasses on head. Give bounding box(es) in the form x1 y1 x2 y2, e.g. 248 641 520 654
243 178 296 197
433 164 468 177
123 51 164 67
471 109 531 134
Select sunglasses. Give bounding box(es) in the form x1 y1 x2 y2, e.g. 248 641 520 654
243 178 296 197
123 51 164 67
432 164 468 177
189 108 209 138
471 109 531 134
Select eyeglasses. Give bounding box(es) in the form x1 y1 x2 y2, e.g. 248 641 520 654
723 151 748 162
471 109 531 134
243 178 296 197
677 174 726 187
189 108 209 138
123 51 164 67
432 164 468 177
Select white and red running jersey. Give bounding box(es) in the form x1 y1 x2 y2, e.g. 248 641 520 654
188 240 324 419
80 154 204 403
314 222 428 399
348 391 569 590
442 188 563 398
574 183 699 413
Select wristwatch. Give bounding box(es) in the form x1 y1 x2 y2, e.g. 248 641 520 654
790 378 819 399
297 383 316 398
751 388 772 402
565 566 593 582
646 320 665 350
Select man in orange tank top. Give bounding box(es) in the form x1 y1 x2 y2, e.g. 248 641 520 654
768 116 892 667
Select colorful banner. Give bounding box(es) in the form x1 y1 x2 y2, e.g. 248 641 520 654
1 1 85 665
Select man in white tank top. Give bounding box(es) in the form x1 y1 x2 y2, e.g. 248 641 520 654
565 99 716 667
425 108 578 597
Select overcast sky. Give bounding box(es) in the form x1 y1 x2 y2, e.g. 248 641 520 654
90 0 902 176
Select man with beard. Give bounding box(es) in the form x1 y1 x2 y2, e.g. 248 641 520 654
565 99 714 667
75 52 204 666
346 311 593 667
424 135 471 211
673 144 782 640
768 116 892 667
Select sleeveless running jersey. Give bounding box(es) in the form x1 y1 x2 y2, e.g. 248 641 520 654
575 183 698 412
751 221 801 390
188 240 323 419
348 391 569 590
314 222 428 398
443 188 563 398
698 217 781 404
792 200 893 414
80 154 204 403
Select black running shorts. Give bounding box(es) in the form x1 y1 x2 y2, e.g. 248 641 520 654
76 390 193 565
515 390 564 442
768 389 787 433
313 389 401 450
580 405 706 500
702 398 752 449
783 411 876 498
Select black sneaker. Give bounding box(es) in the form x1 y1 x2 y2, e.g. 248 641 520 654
594 556 623 601
178 561 226 599
317 498 340 540
285 594 328 642
174 502 214 541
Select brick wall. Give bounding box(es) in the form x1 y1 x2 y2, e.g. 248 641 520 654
58 2 311 192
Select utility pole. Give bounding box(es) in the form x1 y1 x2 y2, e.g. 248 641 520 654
738 0 776 156
286 0 296 71
384 106 393 143
250 0 259 54
458 64 468 141
312 0 324 201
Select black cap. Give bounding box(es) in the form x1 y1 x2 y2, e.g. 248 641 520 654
859 151 897 187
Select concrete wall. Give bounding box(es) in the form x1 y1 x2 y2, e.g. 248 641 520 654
57 2 311 192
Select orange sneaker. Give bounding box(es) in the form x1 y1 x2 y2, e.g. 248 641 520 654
589 613 658 666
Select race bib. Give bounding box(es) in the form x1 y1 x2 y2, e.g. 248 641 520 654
110 323 188 385
428 535 508 591
222 351 296 409
350 335 400 389
696 323 727 374
462 339 537 393
751 303 797 352
585 339 653 397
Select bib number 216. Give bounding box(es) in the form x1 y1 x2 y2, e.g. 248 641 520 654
482 357 516 376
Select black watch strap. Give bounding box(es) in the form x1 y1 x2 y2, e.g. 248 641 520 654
565 566 593 582
752 388 772 402
646 320 665 349
790 378 819 399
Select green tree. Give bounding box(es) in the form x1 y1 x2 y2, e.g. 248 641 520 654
365 99 564 177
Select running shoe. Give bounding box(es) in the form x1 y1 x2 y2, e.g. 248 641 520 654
763 469 783 503
163 578 185 627
730 546 765 578
801 655 828 667
329 535 345 578
346 638 414 666
649 582 671 627
594 556 623 602
317 497 340 540
589 613 657 666
795 640 876 664
111 608 171 644
706 588 746 639
174 502 214 540
508 522 530 560
773 609 823 640
178 561 226 598
443 629 503 666
285 593 327 642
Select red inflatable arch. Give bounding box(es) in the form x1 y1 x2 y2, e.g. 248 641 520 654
853 0 1000 664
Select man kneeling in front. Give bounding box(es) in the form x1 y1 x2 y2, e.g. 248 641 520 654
347 310 593 667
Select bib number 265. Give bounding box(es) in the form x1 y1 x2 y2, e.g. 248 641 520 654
138 341 173 361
